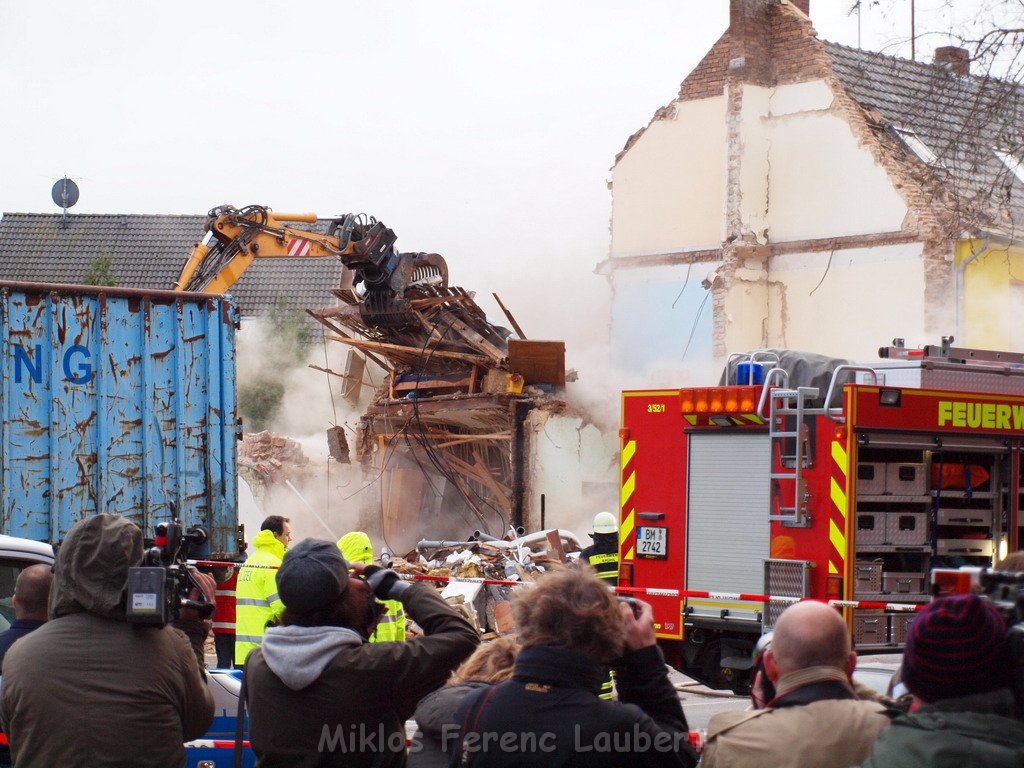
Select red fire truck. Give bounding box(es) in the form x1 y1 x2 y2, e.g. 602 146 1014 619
618 339 1024 691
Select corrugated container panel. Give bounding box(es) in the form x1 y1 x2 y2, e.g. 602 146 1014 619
0 282 238 554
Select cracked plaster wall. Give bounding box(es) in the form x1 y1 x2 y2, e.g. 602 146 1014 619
610 96 727 257
524 410 619 540
755 80 909 240
759 241 926 358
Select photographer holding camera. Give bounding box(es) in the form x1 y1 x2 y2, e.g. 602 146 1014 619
449 568 697 767
0 514 216 768
858 592 1024 768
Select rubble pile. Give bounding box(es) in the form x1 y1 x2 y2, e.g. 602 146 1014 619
388 528 583 636
238 431 314 495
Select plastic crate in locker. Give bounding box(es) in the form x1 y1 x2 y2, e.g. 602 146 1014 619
853 610 889 646
890 612 917 645
886 463 927 495
857 463 887 495
854 560 883 593
855 512 887 546
885 512 928 546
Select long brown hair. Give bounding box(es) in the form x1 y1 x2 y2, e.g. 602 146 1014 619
511 568 625 663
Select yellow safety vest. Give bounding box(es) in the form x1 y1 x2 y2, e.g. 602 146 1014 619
370 599 407 643
234 530 285 666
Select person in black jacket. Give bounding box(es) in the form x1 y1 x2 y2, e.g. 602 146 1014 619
410 636 520 768
448 568 697 767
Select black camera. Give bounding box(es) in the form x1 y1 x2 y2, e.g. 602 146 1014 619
617 596 643 619
126 519 214 626
978 569 1024 704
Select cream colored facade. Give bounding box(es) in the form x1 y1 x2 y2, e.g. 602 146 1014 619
608 76 929 371
611 96 727 256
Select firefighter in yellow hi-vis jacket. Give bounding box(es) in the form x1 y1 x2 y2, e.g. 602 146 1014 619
234 515 291 666
337 531 407 642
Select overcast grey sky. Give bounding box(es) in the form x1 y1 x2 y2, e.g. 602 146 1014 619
0 1 974 349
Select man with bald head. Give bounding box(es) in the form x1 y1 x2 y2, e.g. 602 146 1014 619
0 564 53 671
700 601 890 768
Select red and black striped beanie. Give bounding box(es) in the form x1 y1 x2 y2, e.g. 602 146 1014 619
902 593 1010 703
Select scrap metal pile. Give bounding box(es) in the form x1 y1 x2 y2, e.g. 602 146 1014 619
309 277 566 551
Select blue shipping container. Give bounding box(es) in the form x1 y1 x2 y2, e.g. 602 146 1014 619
0 281 239 554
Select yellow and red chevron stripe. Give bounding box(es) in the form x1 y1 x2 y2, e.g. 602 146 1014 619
828 438 850 583
620 438 636 561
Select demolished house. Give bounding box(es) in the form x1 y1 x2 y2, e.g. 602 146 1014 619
308 274 604 554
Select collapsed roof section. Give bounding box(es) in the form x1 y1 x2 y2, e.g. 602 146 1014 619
309 277 567 552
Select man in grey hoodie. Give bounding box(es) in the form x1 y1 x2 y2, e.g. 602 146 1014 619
244 538 480 767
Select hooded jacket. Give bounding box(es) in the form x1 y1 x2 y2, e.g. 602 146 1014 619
0 514 214 768
338 531 407 642
857 688 1024 768
235 527 286 665
245 581 479 767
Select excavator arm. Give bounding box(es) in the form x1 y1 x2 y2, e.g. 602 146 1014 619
174 204 448 327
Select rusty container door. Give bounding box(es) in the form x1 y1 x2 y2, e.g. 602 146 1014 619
0 282 238 555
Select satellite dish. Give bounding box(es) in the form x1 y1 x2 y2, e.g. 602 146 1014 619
51 177 79 210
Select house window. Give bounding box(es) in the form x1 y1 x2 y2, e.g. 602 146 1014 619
993 148 1024 185
893 126 940 165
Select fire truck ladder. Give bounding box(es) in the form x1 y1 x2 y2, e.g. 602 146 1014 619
768 385 819 527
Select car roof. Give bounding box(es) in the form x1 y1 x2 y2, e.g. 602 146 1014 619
0 535 55 564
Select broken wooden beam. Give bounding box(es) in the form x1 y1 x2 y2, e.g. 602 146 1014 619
492 293 527 339
328 335 492 365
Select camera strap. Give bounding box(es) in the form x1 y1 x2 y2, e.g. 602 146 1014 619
234 665 248 768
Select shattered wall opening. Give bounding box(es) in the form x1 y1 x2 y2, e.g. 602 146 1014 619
309 274 571 555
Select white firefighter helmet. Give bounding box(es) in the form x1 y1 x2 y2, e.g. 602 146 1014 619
592 511 617 534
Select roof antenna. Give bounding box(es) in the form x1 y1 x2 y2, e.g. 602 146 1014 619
51 176 79 229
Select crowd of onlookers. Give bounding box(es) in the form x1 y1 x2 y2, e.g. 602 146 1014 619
0 513 1021 767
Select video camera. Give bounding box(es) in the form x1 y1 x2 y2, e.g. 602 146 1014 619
126 519 214 626
978 569 1024 705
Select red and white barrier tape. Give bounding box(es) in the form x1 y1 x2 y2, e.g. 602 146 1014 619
192 560 922 612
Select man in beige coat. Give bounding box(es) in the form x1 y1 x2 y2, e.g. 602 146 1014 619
700 601 890 768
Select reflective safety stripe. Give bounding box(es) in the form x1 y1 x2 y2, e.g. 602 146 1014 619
376 611 406 624
596 570 617 580
265 592 280 604
236 634 264 644
212 622 235 630
236 598 269 607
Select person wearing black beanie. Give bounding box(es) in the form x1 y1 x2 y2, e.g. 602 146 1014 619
858 593 1024 767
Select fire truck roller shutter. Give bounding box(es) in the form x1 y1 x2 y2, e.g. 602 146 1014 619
686 432 770 622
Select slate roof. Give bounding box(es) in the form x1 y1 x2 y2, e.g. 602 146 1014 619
0 212 344 320
825 41 1024 240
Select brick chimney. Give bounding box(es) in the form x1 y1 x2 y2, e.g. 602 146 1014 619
934 46 970 76
729 0 773 85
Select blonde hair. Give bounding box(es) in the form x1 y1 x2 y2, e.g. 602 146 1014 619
449 636 520 685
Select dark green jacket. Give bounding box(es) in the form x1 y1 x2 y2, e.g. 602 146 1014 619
858 688 1024 768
